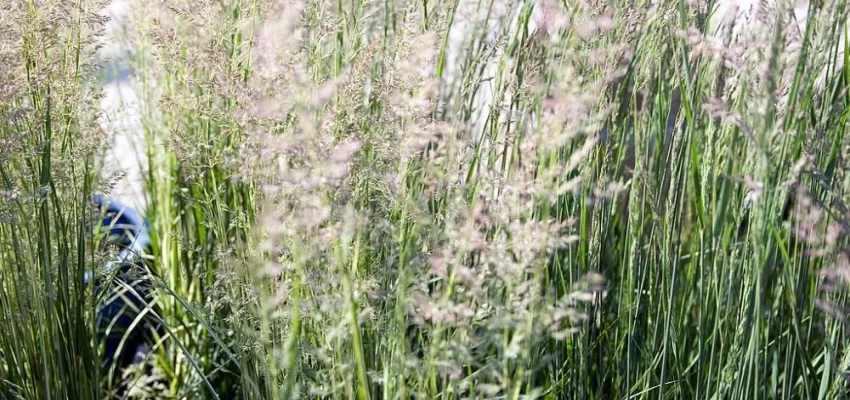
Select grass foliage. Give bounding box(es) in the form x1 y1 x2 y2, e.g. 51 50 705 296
4 0 850 398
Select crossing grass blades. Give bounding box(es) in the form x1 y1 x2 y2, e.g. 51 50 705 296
90 195 163 396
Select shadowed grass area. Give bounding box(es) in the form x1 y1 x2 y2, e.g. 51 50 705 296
4 0 850 398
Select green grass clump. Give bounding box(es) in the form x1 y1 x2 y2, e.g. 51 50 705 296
5 0 850 398
0 1 106 398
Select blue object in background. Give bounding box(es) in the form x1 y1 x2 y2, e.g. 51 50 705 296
91 194 152 267
89 194 161 385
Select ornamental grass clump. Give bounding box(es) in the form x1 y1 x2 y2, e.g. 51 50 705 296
7 0 850 398
0 1 109 398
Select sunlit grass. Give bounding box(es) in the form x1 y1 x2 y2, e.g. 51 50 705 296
3 0 850 398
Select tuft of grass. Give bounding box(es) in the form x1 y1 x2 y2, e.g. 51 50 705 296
6 0 850 398
0 1 107 398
